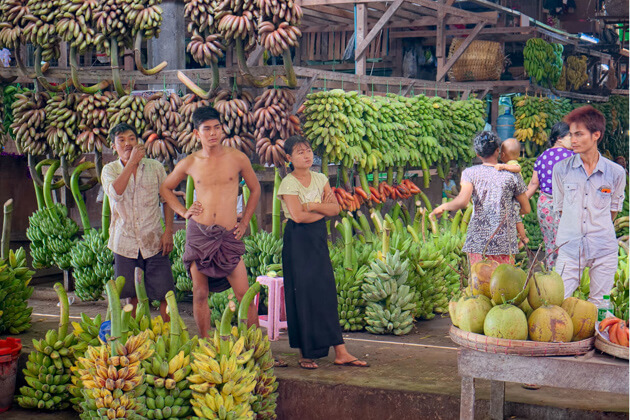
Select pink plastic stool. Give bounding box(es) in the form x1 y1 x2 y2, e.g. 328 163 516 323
254 276 287 341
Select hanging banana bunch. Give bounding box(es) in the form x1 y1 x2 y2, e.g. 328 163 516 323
565 55 588 91
177 93 212 154
54 0 98 54
128 0 164 40
93 0 135 54
185 0 226 67
70 229 114 301
214 89 256 155
107 94 148 135
0 0 29 50
253 88 300 167
142 92 183 163
10 91 50 156
256 0 303 56
77 92 116 153
215 0 259 52
0 248 34 335
23 0 61 62
523 38 563 88
45 92 81 161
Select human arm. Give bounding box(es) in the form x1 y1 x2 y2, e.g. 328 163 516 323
305 182 339 216
430 181 473 218
495 163 521 173
159 157 202 219
552 164 563 216
515 193 531 215
110 145 145 196
610 168 626 221
283 194 325 223
234 154 261 240
526 170 540 199
160 205 174 255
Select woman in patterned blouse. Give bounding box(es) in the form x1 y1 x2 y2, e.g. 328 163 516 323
430 131 531 266
525 122 574 269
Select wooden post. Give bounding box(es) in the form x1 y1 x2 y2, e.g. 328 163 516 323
355 3 368 77
460 376 475 420
58 42 68 69
490 380 505 420
436 10 447 83
490 94 500 129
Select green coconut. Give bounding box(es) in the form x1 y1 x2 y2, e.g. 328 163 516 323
519 298 534 319
457 295 493 334
483 304 528 340
489 264 529 306
528 305 574 342
528 270 565 309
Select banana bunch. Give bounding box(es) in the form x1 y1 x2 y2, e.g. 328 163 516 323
566 55 588 91
513 95 549 150
523 196 544 251
209 289 239 327
77 330 154 419
68 313 104 412
10 91 50 156
128 0 164 39
23 0 61 61
594 95 629 160
556 66 567 91
70 228 114 302
0 86 6 147
214 0 259 51
362 250 415 335
0 248 34 334
214 89 256 155
615 214 629 239
45 92 81 160
142 93 183 162
18 284 75 411
184 0 217 33
184 0 225 66
257 0 303 56
2 84 22 144
177 93 212 154
27 203 80 270
188 32 225 66
0 0 28 49
253 88 300 167
77 92 116 153
523 38 563 87
108 94 148 136
93 0 135 53
128 314 170 343
55 0 100 53
243 230 282 282
611 246 629 320
518 157 536 185
171 229 192 293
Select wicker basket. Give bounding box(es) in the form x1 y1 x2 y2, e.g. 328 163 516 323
447 39 504 82
595 329 629 360
449 326 595 356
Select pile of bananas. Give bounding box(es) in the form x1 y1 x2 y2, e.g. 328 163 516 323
565 55 588 91
253 88 300 167
362 250 415 335
107 94 148 136
0 248 34 334
523 196 544 252
243 230 282 281
523 38 563 87
77 92 115 153
171 229 192 293
45 92 81 160
70 228 114 302
0 0 28 49
55 0 100 53
215 0 258 51
27 203 79 270
77 330 154 419
214 89 256 155
68 313 103 412
611 246 629 320
10 91 51 156
177 94 212 154
143 93 183 162
518 157 536 184
2 84 21 145
23 0 61 61
18 284 75 411
209 289 239 326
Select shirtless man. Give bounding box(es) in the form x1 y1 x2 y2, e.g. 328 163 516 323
160 107 261 337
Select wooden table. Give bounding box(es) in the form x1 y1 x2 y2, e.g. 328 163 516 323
458 348 629 420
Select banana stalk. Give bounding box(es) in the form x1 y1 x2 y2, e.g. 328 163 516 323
386 167 394 186
321 155 329 177
220 301 237 357
70 162 96 231
121 304 133 343
395 166 405 185
43 160 61 210
135 269 151 321
282 49 297 88
105 276 125 322
237 282 262 332
110 39 129 97
134 33 167 76
342 217 353 271
102 194 110 241
35 159 64 209
29 155 45 210
1 199 12 260
105 278 123 357
177 71 211 99
242 184 258 234
272 168 282 239
235 39 275 88
54 283 70 339
94 150 103 184
69 46 111 94
34 47 70 93
358 168 371 198
15 43 39 79
165 291 181 359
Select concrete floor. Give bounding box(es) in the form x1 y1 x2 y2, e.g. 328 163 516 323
1 284 628 419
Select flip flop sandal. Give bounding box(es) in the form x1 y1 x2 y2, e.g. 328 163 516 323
274 358 288 368
333 359 370 367
298 360 318 370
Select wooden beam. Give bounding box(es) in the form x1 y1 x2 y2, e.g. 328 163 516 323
407 0 496 22
246 45 264 67
461 89 471 100
303 7 353 24
401 81 416 96
435 10 446 82
355 0 404 60
293 75 318 113
355 3 368 77
391 26 533 38
436 21 485 81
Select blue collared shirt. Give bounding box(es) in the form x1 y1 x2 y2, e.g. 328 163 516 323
552 153 626 260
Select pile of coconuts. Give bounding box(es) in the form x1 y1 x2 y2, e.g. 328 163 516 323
449 258 598 343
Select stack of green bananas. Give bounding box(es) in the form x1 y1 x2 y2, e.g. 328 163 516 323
611 246 629 320
77 330 154 419
177 94 212 154
518 157 536 185
70 228 114 302
243 230 283 282
27 203 79 270
23 0 61 61
68 313 104 412
362 250 415 335
44 92 81 160
0 0 28 49
77 92 115 153
171 229 192 293
10 91 51 156
523 196 544 252
523 38 563 87
594 95 629 161
107 94 148 136
0 248 34 334
209 289 239 327
18 284 75 411
566 55 588 91
2 85 21 143
142 292 197 419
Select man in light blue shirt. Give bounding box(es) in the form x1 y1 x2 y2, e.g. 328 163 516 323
552 106 626 306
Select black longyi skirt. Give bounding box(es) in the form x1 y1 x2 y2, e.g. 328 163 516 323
282 218 344 359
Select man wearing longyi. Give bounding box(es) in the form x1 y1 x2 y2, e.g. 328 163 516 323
160 106 261 337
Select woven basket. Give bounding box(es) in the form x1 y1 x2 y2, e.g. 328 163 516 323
447 39 504 82
595 330 629 360
449 326 595 356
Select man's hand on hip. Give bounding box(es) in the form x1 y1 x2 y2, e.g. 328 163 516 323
184 201 203 219
234 220 248 240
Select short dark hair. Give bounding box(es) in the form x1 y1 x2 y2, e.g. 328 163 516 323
473 131 500 158
283 135 311 156
109 123 137 143
564 105 606 141
192 106 221 129
548 121 570 147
